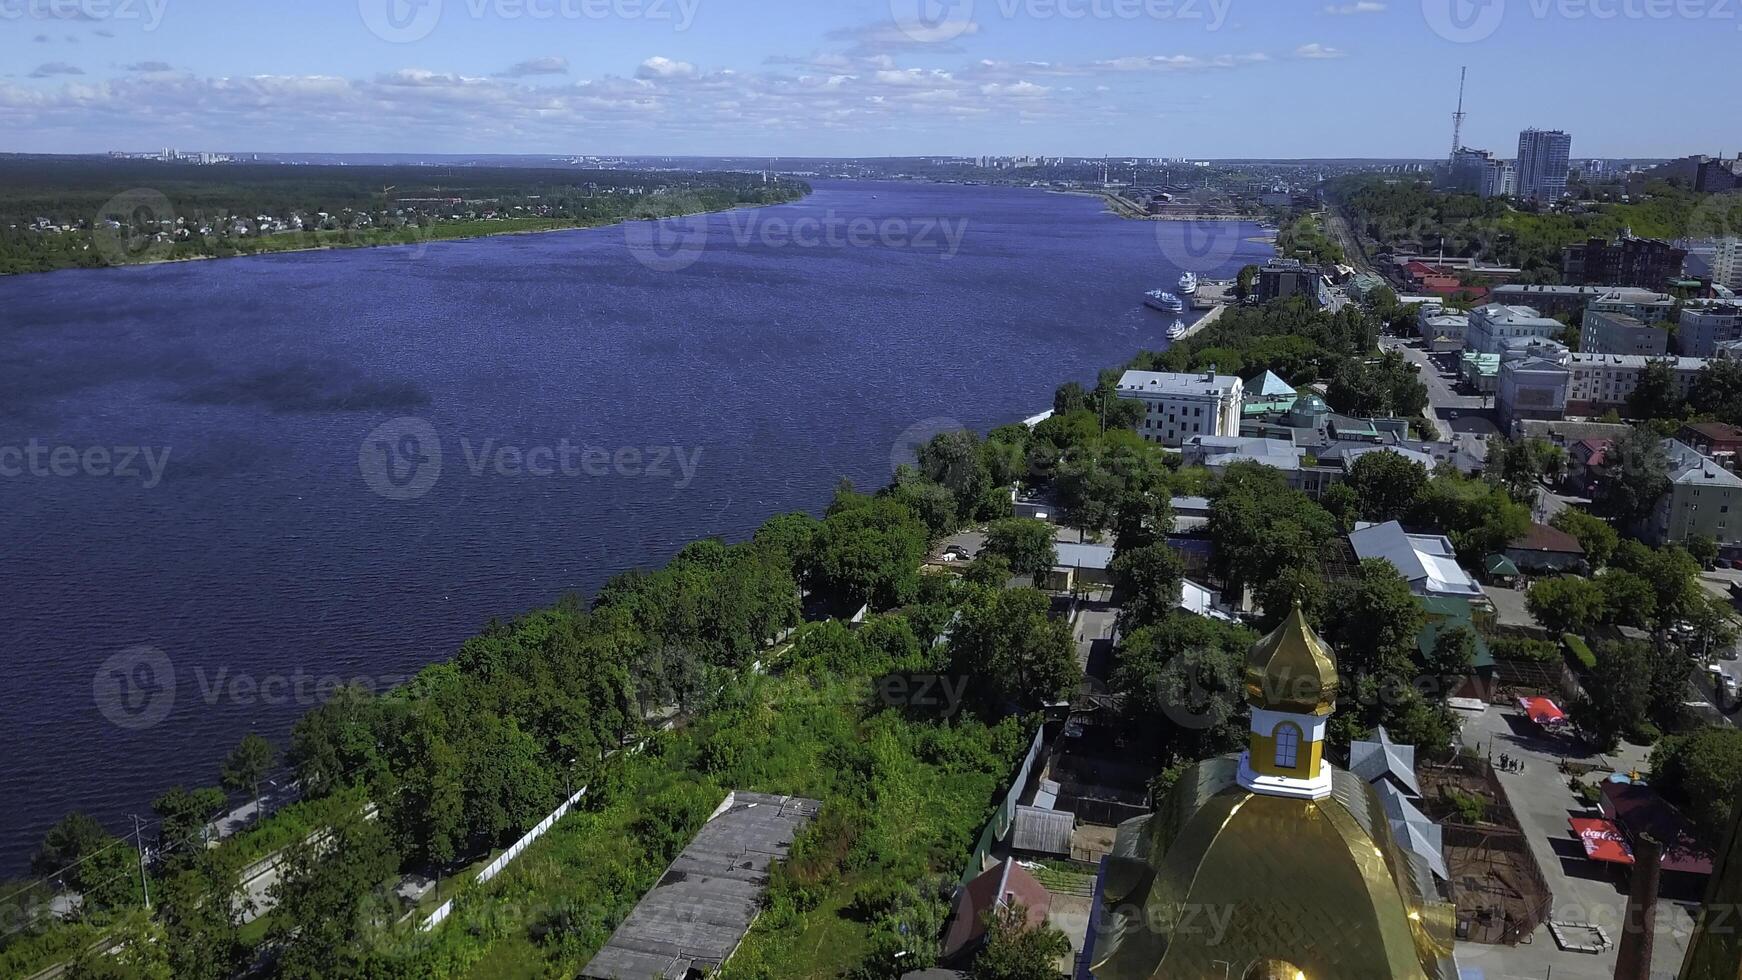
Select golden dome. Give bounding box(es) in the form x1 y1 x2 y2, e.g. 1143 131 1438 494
1244 604 1339 716
1089 758 1457 980
1243 960 1306 980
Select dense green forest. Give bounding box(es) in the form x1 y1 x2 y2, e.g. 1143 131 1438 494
1327 174 1742 282
0 156 807 274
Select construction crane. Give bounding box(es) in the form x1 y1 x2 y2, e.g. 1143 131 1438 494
1449 66 1467 163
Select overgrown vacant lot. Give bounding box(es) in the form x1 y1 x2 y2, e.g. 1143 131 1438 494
368 621 1030 980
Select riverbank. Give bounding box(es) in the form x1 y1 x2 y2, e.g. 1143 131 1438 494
1053 188 1262 223
0 192 810 277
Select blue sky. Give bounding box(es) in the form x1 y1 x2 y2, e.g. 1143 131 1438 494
2 0 1736 157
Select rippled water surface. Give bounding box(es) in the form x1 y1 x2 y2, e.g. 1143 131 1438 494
0 179 1271 870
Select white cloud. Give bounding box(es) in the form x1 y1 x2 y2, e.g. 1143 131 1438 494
1088 53 1270 72
1323 1 1386 12
979 81 1049 98
1294 43 1346 59
29 62 84 78
636 56 696 79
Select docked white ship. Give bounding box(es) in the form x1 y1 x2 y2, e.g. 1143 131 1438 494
1166 318 1187 341
1178 271 1199 295
1144 289 1184 313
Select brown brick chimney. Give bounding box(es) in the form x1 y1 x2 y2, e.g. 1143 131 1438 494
1614 832 1662 980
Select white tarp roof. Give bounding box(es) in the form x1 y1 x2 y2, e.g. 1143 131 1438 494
1349 521 1482 599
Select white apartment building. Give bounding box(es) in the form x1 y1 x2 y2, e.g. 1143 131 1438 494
1713 238 1742 293
1416 304 1470 347
1564 353 1705 414
1467 303 1564 353
1580 308 1668 356
1647 439 1742 546
1116 369 1244 447
1587 288 1676 324
1678 304 1742 357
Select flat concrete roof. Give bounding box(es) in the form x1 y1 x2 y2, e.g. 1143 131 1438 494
581 791 821 979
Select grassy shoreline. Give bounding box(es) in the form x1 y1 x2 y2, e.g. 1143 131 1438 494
0 191 810 277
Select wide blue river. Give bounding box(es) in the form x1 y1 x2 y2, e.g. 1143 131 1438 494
0 180 1270 872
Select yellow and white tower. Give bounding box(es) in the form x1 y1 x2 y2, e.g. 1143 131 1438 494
1237 603 1339 800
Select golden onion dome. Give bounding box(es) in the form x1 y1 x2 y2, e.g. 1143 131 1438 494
1244 603 1339 716
1243 960 1307 980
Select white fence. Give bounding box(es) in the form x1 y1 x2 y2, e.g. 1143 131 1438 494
419 783 590 932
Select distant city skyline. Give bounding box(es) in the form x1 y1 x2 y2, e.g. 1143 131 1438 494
3 0 1738 157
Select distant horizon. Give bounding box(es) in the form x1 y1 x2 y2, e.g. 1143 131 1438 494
0 149 1702 165
4 0 1738 157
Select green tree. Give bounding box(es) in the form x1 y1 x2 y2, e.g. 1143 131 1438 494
1109 543 1186 633
30 813 143 915
949 587 1078 711
1593 427 1670 529
1410 469 1531 559
1207 462 1337 605
808 490 929 610
916 430 993 523
1112 612 1255 757
286 683 380 798
972 903 1072 980
1527 577 1608 636
1320 481 1360 532
1324 560 1426 684
1551 508 1618 568
150 786 226 864
1491 437 1564 504
1346 449 1428 522
752 511 824 576
1597 570 1658 629
1234 263 1259 300
1425 626 1477 703
1690 359 1742 425
1573 640 1654 751
219 732 276 818
265 809 400 979
964 553 1014 589
1627 359 1688 420
1651 727 1742 843
884 468 959 539
154 853 249 980
1684 533 1719 569
983 518 1058 580
1053 380 1089 415
1612 540 1704 628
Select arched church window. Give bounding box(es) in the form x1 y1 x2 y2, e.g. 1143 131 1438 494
1274 723 1301 770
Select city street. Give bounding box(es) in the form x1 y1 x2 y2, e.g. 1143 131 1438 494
1382 337 1497 459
